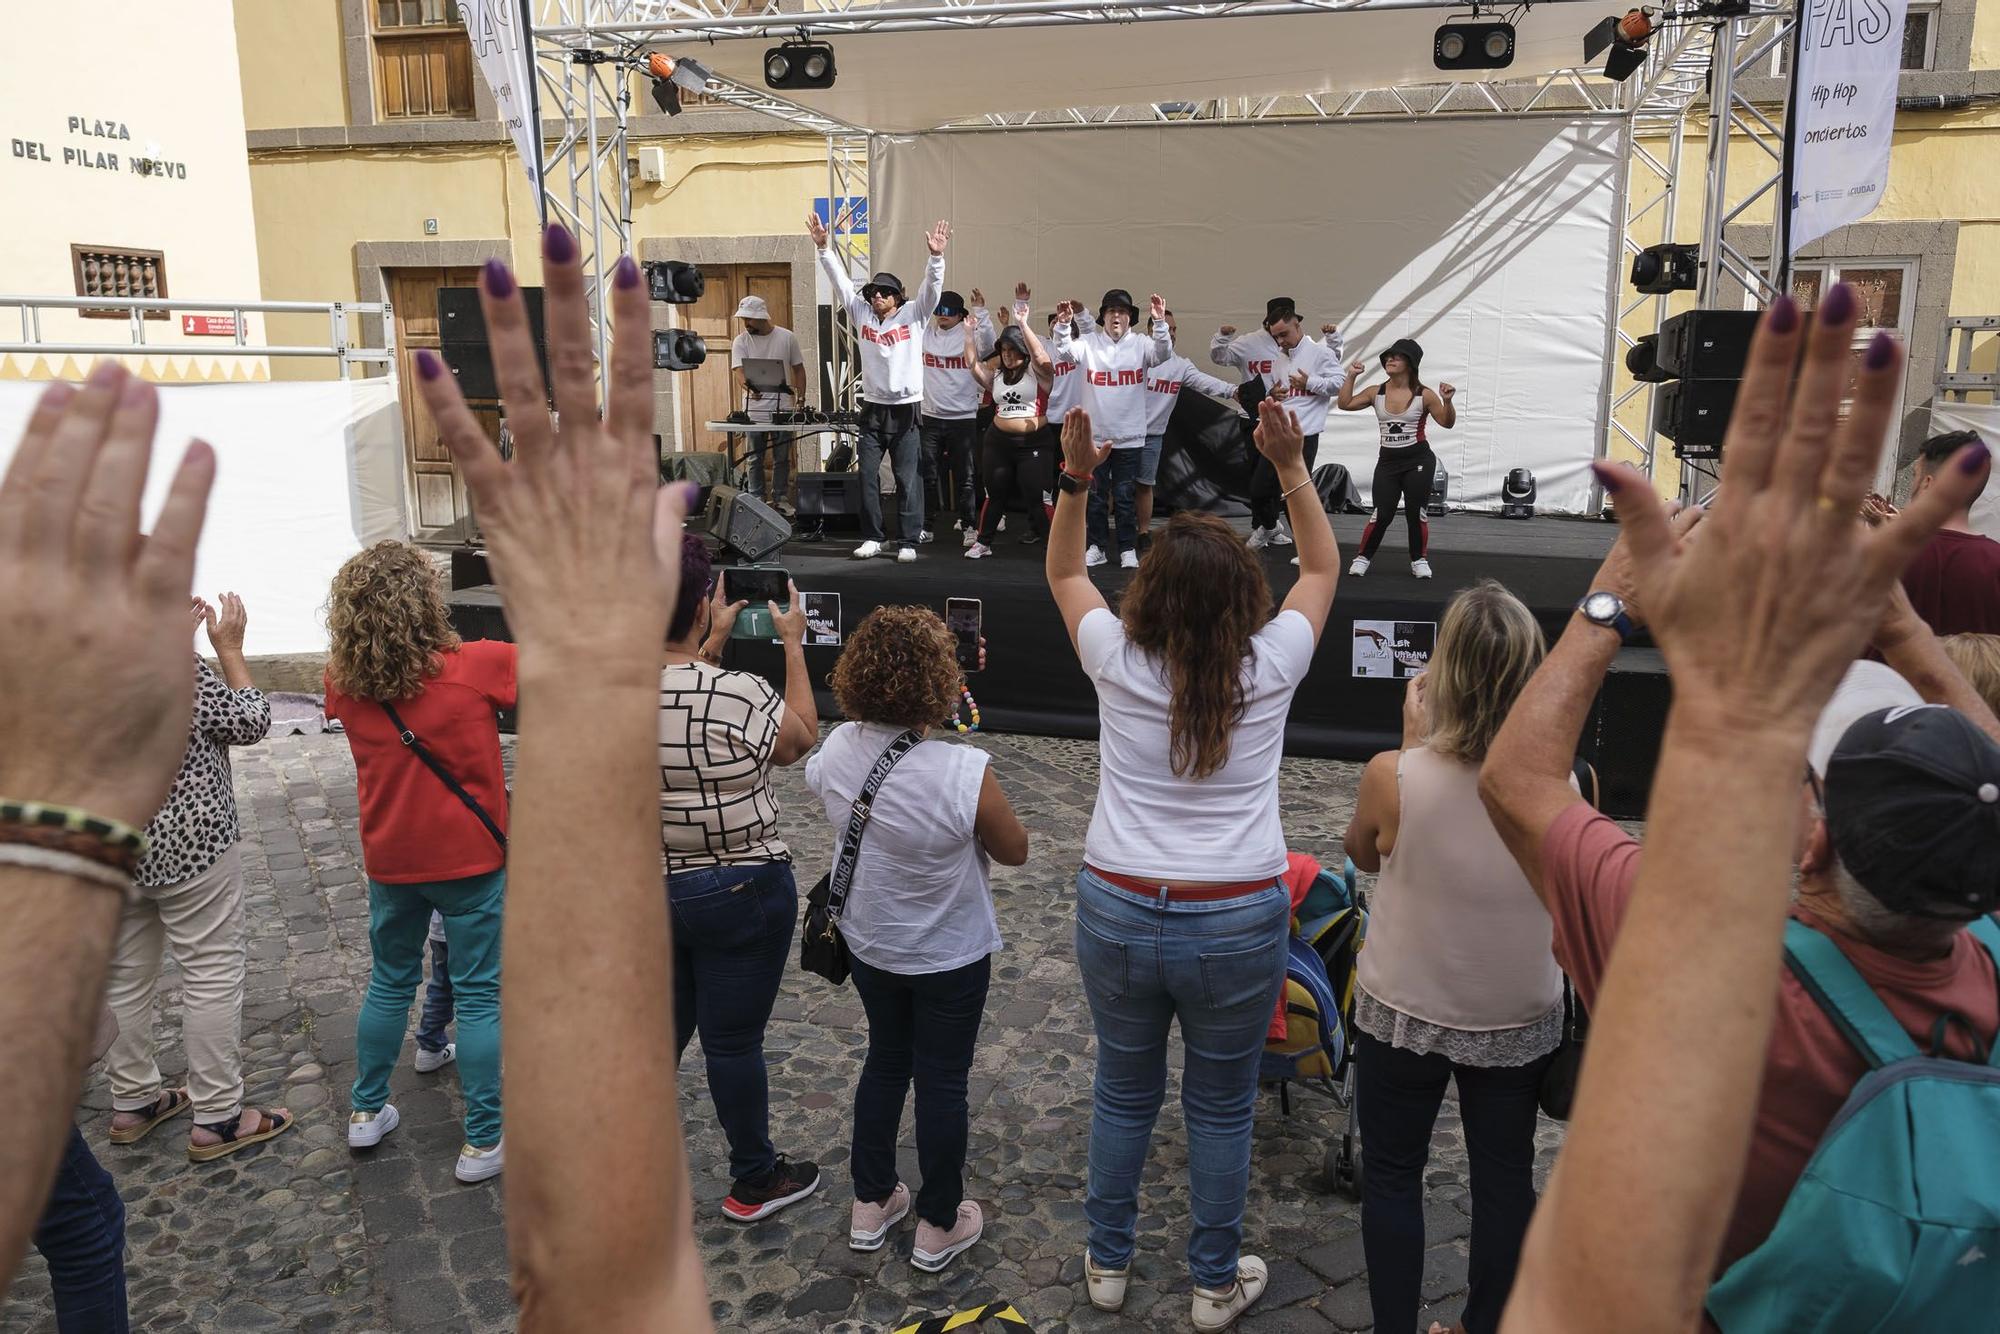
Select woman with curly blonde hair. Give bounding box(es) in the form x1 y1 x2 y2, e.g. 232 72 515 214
323 540 513 1184
805 604 1028 1273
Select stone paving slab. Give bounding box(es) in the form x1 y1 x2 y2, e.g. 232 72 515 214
5 730 1570 1334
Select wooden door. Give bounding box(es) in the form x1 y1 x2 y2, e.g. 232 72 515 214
674 263 796 456
389 267 498 535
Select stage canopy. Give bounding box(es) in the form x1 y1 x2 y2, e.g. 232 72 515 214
658 0 1609 134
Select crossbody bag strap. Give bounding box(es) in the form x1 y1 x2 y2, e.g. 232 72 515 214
825 730 922 924
380 699 508 852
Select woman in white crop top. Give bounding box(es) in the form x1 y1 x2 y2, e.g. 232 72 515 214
964 284 1057 559
1339 580 1566 1334
1044 398 1341 1328
1337 338 1457 582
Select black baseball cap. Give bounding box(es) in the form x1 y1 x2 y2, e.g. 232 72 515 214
861 271 904 300
1823 703 2000 920
935 290 968 318
1098 288 1139 321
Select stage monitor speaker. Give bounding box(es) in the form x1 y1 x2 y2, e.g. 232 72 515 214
720 491 793 562
438 286 550 402
796 471 864 528
1657 308 1757 380
1426 463 1450 517
1654 378 1740 449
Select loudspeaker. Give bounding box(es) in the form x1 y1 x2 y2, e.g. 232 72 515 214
1657 309 1757 380
796 472 863 528
719 490 792 562
438 287 550 401
1654 378 1740 449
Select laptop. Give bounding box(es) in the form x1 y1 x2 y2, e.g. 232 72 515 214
741 358 792 397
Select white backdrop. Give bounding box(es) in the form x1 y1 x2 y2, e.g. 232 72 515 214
0 379 409 655
1930 400 2000 539
873 118 1620 512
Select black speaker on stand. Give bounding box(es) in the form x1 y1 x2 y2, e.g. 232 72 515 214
438 287 551 403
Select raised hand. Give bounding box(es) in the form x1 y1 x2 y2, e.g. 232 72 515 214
1349 358 1366 377
1401 671 1429 750
1439 383 1457 401
1218 324 1238 337
1015 281 1032 305
969 287 985 309
1058 408 1113 479
1148 293 1166 323
1321 323 1339 338
201 592 248 652
1252 398 1306 469
1598 284 1988 739
1055 300 1074 325
926 219 951 256
805 212 829 249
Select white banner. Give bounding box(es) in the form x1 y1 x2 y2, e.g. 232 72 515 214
1788 0 1907 254
457 1 541 193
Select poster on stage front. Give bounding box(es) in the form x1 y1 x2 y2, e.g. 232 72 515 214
1352 620 1435 679
803 593 843 646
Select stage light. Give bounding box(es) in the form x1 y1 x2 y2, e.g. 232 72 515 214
645 52 713 116
764 40 836 90
1626 333 1673 383
1584 8 1654 81
1434 20 1516 70
1630 242 1699 294
644 259 705 304
653 329 707 371
1426 463 1451 517
1500 468 1537 519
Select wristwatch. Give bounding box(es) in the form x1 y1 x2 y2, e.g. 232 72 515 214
1056 469 1092 496
1576 590 1635 642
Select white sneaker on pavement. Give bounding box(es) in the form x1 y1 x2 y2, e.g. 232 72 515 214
1085 545 1107 568
1348 555 1371 576
1085 1253 1130 1312
1191 1255 1269 1332
347 1104 400 1150
852 540 883 560
414 1042 456 1074
455 1138 504 1184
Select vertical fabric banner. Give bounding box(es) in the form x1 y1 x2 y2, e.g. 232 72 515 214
456 1 542 193
1788 0 1908 254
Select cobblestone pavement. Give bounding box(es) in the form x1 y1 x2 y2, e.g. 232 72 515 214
6 729 1568 1333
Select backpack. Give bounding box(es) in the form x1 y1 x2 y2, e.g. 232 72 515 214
1704 916 2000 1330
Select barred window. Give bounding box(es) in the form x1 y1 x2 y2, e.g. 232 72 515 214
71 246 168 321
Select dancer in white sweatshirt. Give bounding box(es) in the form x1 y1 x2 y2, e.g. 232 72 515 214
1140 310 1239 537
1211 297 1348 549
807 212 950 561
1053 288 1172 569
920 290 996 545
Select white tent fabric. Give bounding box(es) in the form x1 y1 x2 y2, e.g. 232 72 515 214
0 379 409 655
1930 400 2000 540
873 117 1620 512
671 5 1600 134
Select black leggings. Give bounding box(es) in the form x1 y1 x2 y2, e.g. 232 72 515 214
976 425 1054 543
1358 445 1436 561
1249 432 1319 530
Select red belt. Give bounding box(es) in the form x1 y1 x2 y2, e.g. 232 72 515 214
1085 865 1279 902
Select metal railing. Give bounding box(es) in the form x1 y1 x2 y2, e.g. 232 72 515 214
0 295 396 379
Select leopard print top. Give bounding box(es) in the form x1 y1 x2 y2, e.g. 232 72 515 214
136 658 271 888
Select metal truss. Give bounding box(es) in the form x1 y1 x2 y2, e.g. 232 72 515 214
1936 316 2000 404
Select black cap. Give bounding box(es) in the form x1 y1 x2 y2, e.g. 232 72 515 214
1824 704 2000 920
935 290 968 318
1380 338 1424 375
990 325 1030 362
1098 288 1139 321
1264 297 1300 326
861 271 905 301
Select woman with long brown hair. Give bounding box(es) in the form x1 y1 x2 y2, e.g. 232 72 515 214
1045 399 1339 1332
324 540 513 1184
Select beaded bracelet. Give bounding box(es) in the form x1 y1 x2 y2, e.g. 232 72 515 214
949 683 982 734
0 844 136 900
0 799 148 873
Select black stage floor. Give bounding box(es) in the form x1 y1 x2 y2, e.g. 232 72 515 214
447 513 1669 817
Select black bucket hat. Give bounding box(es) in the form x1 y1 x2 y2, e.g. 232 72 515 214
1263 297 1300 327
935 290 968 319
1098 288 1139 322
1380 338 1424 375
861 271 905 301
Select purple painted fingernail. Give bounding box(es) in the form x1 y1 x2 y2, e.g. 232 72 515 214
1819 282 1855 325
614 255 640 289
1591 459 1625 490
1960 441 1991 475
482 258 515 299
544 223 577 265
678 481 702 509
415 349 444 381
1766 294 1799 333
1863 329 1896 370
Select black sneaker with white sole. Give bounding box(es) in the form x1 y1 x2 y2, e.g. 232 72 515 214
723 1155 822 1222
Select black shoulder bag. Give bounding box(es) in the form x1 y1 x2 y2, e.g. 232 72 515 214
380 700 507 852
801 730 920 985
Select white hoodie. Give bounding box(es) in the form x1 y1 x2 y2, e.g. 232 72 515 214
920 309 997 420
1145 355 1240 436
1210 326 1349 436
1053 315 1174 449
1043 306 1096 423
817 247 943 406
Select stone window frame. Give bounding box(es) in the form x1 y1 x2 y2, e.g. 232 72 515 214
1735 0 1989 103
341 0 499 132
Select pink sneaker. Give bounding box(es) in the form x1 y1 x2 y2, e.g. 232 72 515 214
849 1182 911 1252
911 1201 984 1272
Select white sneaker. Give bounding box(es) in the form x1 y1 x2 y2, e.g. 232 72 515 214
1412 558 1434 579
998 516 1008 532
1085 545 1107 568
896 546 917 564
1191 1255 1269 1332
414 1042 456 1074
965 542 993 559
1348 556 1371 576
1270 518 1295 547
454 1138 504 1183
1085 1253 1130 1312
852 540 883 560
1247 526 1272 550
1120 549 1139 569
918 530 935 544
347 1104 400 1149
962 528 977 548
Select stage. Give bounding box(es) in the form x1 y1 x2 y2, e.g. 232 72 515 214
446 512 1670 818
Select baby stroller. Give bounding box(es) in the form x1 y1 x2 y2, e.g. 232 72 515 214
1259 853 1368 1200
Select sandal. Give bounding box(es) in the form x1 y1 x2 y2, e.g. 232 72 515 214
186 1106 294 1163
108 1088 192 1145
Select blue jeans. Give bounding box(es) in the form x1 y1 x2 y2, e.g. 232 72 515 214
858 402 923 544
669 861 797 1183
1087 446 1144 556
849 953 992 1228
1074 868 1291 1288
416 932 453 1054
353 870 505 1147
33 1126 129 1333
746 431 791 506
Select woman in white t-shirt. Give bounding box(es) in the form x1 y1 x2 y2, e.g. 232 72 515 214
805 606 1028 1275
1045 399 1340 1332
